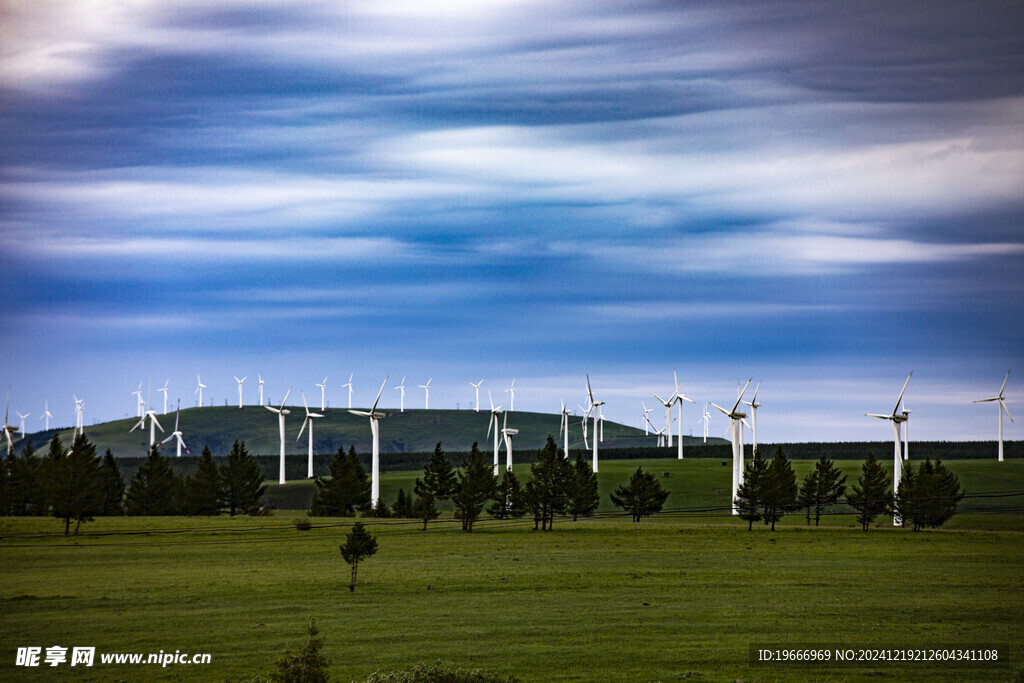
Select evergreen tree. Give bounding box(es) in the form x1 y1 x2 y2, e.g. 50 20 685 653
798 454 847 526
48 434 105 535
735 449 768 530
566 453 600 521
418 442 457 501
524 436 572 530
452 442 496 532
797 468 819 525
310 446 371 517
846 452 892 531
412 490 439 531
268 617 330 683
928 459 964 528
340 521 378 592
610 466 670 522
487 469 528 519
7 442 44 516
369 496 391 518
393 488 414 518
0 449 9 516
185 446 223 515
99 449 125 516
761 446 798 530
219 440 267 516
125 445 182 515
896 459 964 531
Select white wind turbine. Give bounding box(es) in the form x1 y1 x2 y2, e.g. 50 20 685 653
560 399 573 457
866 372 913 526
73 395 85 437
234 376 247 409
672 370 695 460
41 401 53 431
419 378 432 410
506 378 516 412
586 375 604 473
316 376 328 411
2 392 17 455
649 389 676 448
195 374 206 408
697 403 711 444
394 376 406 412
297 391 323 479
710 379 752 516
158 380 169 414
159 401 190 458
266 387 293 485
15 411 30 441
130 385 164 448
973 370 1013 462
486 390 504 475
470 380 483 412
343 374 354 409
642 402 652 435
132 382 143 418
258 374 265 407
500 411 519 471
742 382 762 457
349 376 388 506
578 404 590 450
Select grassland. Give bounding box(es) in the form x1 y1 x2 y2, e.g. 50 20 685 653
1 459 1022 682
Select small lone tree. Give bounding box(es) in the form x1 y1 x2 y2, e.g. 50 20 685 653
452 442 496 532
735 449 768 530
846 452 892 531
412 491 439 531
566 453 600 521
610 466 669 522
340 521 378 592
268 617 330 683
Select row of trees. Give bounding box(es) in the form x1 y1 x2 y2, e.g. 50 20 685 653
734 448 964 531
0 436 268 533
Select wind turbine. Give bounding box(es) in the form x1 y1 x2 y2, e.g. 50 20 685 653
486 390 504 475
578 404 590 450
672 370 696 460
974 370 1013 462
258 374 265 406
742 382 762 457
697 403 710 444
40 401 53 431
15 411 30 441
500 411 519 471
349 376 388 506
2 392 18 455
266 387 293 485
866 372 912 526
297 391 323 479
159 401 190 458
73 395 85 437
343 374 354 409
470 380 483 412
649 389 676 448
506 378 516 412
132 382 143 418
419 378 432 410
158 380 169 414
195 375 206 408
559 399 573 457
130 385 164 448
234 376 247 409
586 375 604 473
710 379 752 516
316 377 328 411
394 376 406 412
642 402 652 435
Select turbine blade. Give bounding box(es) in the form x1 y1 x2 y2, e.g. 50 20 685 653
709 402 730 417
1000 369 1011 396
893 371 912 415
281 386 292 408
1001 399 1014 423
731 379 752 413
371 375 389 412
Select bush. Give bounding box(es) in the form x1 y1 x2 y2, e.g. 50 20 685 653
361 660 519 683
292 516 313 531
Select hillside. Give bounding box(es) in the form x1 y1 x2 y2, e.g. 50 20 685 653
20 405 723 458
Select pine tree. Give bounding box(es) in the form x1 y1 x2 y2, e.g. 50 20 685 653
48 434 105 535
799 454 847 526
897 459 964 531
268 617 330 683
219 440 267 516
566 453 600 521
340 521 378 592
412 489 439 530
735 449 767 530
761 446 798 531
610 466 670 522
797 468 819 525
7 442 44 516
488 468 528 519
310 446 372 517
418 442 457 501
893 463 918 529
524 436 572 530
126 445 183 515
393 488 414 518
99 449 125 516
928 459 964 528
186 446 223 515
846 452 891 531
369 496 391 518
0 450 9 516
452 442 496 532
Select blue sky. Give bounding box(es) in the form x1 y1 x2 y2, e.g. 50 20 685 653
1 1 1022 443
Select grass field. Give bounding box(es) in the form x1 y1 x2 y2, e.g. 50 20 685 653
2 459 1023 682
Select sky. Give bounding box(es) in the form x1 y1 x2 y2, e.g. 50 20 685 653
1 0 1022 444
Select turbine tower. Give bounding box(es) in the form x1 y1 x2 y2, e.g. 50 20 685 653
500 411 519 471
394 376 406 412
419 378 432 410
159 401 190 458
486 390 504 475
560 399 573 457
742 382 762 457
470 380 483 412
974 370 1013 462
642 402 652 435
130 385 164 448
316 376 328 411
258 374 265 406
297 391 323 479
586 375 604 473
506 378 516 412
697 403 710 444
265 387 293 485
710 379 752 516
865 371 912 526
349 376 388 506
234 376 247 409
15 411 30 441
195 375 206 408
343 374 354 409
672 370 695 460
158 380 169 414
41 401 54 431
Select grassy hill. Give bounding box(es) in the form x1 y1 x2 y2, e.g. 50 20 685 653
21 406 721 458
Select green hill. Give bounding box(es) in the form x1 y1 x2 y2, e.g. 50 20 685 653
21 406 722 458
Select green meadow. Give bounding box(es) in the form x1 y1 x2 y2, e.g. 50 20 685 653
2 459 1022 682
